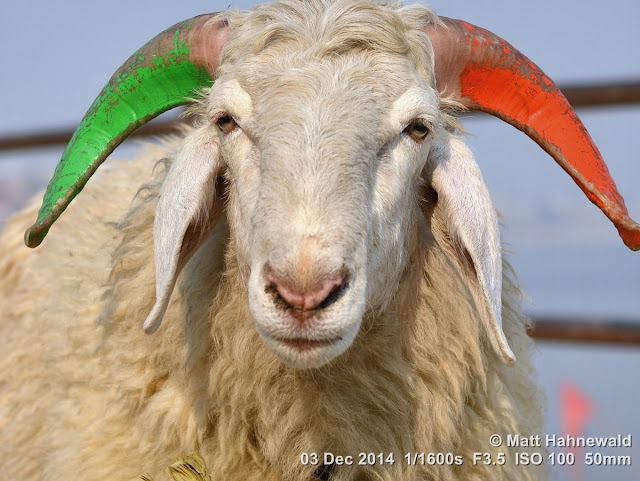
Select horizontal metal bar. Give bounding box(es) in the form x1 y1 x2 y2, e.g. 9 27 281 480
0 79 638 154
0 118 186 152
529 318 640 345
561 79 640 107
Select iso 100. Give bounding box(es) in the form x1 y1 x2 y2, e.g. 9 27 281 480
515 452 576 466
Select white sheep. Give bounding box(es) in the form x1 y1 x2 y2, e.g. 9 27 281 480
1 1 638 480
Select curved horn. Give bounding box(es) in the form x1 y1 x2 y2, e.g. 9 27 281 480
24 14 228 248
428 18 640 251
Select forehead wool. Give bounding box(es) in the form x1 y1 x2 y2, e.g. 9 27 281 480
207 0 463 134
216 0 440 86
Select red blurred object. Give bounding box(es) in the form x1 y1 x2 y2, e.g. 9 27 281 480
560 382 594 480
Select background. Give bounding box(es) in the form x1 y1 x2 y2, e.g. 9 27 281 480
1 1 638 479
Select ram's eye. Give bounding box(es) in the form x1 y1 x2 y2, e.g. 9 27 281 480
404 119 430 142
216 114 237 134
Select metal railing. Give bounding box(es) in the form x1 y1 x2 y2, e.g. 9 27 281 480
529 318 640 345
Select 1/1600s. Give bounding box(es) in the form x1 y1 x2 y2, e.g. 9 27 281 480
405 452 464 466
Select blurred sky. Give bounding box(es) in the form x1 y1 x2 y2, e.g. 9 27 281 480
1 1 638 480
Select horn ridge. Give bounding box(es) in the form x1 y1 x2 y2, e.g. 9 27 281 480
25 14 228 248
428 17 640 251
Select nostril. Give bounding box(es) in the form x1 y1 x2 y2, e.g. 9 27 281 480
316 276 349 310
265 268 349 312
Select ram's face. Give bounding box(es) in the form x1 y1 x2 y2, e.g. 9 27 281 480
208 53 440 368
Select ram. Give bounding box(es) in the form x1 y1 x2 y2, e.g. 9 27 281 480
0 1 638 480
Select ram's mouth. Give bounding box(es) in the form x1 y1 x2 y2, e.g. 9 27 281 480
256 320 361 368
275 336 343 352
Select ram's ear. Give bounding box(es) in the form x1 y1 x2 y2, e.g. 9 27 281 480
143 125 224 334
421 134 515 365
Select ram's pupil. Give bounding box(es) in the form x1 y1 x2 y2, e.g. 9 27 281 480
404 120 429 142
217 115 236 133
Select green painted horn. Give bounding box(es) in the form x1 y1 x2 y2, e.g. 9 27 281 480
24 14 228 248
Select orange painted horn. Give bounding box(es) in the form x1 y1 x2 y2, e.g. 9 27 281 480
428 18 640 251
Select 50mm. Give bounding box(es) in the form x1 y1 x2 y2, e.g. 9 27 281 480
585 453 632 466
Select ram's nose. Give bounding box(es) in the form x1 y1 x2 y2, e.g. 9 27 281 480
265 266 349 323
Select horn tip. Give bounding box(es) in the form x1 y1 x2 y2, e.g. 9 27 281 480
24 223 48 248
620 230 640 251
616 216 640 251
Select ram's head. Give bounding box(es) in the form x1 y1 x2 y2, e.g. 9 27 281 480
25 0 639 369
